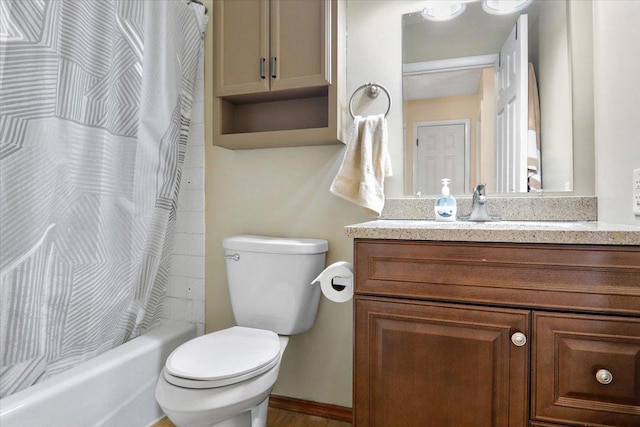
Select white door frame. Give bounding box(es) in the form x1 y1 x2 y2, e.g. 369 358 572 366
412 119 471 194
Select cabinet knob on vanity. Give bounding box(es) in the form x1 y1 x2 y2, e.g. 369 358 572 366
595 369 613 385
511 332 527 347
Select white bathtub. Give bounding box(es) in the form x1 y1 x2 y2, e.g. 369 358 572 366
0 320 196 427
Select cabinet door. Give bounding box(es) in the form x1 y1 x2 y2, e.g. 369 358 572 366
354 297 530 427
533 312 640 426
214 0 270 96
270 0 330 91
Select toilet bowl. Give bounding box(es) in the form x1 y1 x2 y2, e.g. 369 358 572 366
155 328 289 427
155 235 328 427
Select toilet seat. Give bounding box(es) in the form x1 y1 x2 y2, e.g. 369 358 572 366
164 326 281 389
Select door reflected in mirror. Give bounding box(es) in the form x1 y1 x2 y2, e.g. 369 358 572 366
403 0 573 195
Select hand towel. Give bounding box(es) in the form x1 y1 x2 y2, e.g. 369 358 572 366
330 114 392 215
527 63 542 191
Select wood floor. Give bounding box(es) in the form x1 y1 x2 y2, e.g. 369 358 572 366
268 408 351 426
154 408 351 427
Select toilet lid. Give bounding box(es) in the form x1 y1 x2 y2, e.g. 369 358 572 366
165 326 281 388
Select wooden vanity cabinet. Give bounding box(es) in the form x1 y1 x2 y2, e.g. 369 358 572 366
533 313 640 426
212 0 345 149
355 297 530 426
353 239 640 427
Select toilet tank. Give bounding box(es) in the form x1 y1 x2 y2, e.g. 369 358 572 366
223 235 328 335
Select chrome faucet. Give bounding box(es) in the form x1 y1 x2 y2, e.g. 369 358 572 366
460 184 500 222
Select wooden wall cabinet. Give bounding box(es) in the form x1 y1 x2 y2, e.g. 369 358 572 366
353 240 640 427
212 0 346 149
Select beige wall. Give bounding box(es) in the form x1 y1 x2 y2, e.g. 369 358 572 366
404 95 481 193
200 0 637 410
532 0 574 192
593 0 640 225
479 68 496 192
568 0 596 196
204 145 371 407
202 1 369 409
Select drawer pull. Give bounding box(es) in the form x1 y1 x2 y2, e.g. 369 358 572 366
260 58 266 79
511 332 527 347
595 369 613 385
270 56 277 79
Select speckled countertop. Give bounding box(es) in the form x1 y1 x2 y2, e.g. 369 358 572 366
344 220 640 245
380 196 598 221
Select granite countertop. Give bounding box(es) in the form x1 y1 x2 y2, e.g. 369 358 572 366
344 220 640 245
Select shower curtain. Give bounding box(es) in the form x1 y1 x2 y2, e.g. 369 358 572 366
0 0 207 397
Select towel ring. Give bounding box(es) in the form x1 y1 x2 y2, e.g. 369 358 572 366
349 82 392 119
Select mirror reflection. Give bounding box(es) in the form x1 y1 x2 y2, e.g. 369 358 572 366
402 0 574 195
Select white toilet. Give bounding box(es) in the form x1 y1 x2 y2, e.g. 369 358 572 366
155 235 328 427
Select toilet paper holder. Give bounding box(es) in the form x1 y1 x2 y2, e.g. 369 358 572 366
331 276 352 291
312 261 354 303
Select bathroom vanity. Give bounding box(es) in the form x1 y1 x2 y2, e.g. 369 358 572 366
346 220 640 427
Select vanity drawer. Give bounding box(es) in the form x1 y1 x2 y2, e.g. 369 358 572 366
532 312 640 426
354 239 640 316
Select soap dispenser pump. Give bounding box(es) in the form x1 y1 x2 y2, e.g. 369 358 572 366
434 178 457 222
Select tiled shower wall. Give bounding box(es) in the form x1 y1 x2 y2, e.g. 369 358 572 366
162 54 206 336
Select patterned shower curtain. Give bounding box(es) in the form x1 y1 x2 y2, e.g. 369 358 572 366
0 0 207 397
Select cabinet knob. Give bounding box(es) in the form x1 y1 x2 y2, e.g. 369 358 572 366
595 369 613 385
511 332 527 347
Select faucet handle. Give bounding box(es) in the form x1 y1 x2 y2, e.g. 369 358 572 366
474 183 486 195
462 183 500 221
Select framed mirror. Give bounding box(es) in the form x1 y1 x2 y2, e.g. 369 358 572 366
402 0 574 195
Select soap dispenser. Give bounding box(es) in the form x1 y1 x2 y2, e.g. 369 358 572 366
434 178 457 222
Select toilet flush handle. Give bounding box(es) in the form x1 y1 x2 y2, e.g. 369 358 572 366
225 253 240 261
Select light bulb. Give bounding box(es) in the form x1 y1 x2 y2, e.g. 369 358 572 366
421 1 467 22
482 0 533 15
